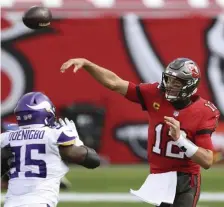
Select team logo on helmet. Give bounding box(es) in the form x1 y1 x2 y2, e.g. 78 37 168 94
187 64 200 78
26 101 55 114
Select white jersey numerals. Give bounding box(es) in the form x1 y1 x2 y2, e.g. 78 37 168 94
152 123 186 159
204 101 217 112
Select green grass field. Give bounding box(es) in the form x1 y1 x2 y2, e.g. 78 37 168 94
1 165 224 207
57 203 224 207
60 165 224 207
63 165 224 192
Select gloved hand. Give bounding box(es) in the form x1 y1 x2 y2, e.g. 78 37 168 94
58 118 84 146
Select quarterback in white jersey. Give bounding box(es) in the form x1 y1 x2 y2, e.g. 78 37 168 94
1 92 100 207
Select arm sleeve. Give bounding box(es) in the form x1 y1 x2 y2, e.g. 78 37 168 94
125 82 154 111
195 105 220 151
196 109 220 135
195 134 213 151
125 82 139 103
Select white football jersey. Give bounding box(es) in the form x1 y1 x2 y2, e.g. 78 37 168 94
1 124 78 207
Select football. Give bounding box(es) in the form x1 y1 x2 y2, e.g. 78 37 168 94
22 6 52 30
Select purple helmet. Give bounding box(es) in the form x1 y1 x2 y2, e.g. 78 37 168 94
14 92 56 127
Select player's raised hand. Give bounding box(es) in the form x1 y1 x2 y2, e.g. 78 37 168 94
58 118 84 146
60 58 87 73
164 116 180 141
59 118 78 135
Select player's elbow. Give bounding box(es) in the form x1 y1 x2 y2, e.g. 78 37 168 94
105 80 117 91
105 75 123 92
59 145 87 164
104 73 122 92
202 151 213 170
79 146 101 169
202 162 212 170
111 79 129 96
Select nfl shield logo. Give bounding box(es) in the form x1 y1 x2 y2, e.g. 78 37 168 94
173 111 179 117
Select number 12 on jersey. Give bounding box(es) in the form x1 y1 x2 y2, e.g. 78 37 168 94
153 124 187 159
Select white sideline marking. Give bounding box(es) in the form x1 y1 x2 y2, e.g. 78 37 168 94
1 192 224 202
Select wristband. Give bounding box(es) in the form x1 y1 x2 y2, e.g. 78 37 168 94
175 134 199 157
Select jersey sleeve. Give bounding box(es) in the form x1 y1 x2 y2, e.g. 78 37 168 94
196 102 220 135
125 82 158 111
125 82 139 103
194 134 213 151
56 127 77 146
1 123 19 148
195 101 220 150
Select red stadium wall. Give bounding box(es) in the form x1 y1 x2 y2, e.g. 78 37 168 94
1 15 224 163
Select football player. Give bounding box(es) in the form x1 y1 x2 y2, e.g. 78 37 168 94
1 123 73 190
1 92 100 207
60 57 220 207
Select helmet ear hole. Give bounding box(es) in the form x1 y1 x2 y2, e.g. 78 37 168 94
33 99 37 104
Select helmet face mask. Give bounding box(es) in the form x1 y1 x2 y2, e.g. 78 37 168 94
160 58 200 102
163 74 184 101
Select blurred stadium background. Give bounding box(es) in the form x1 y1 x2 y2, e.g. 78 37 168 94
1 0 224 207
